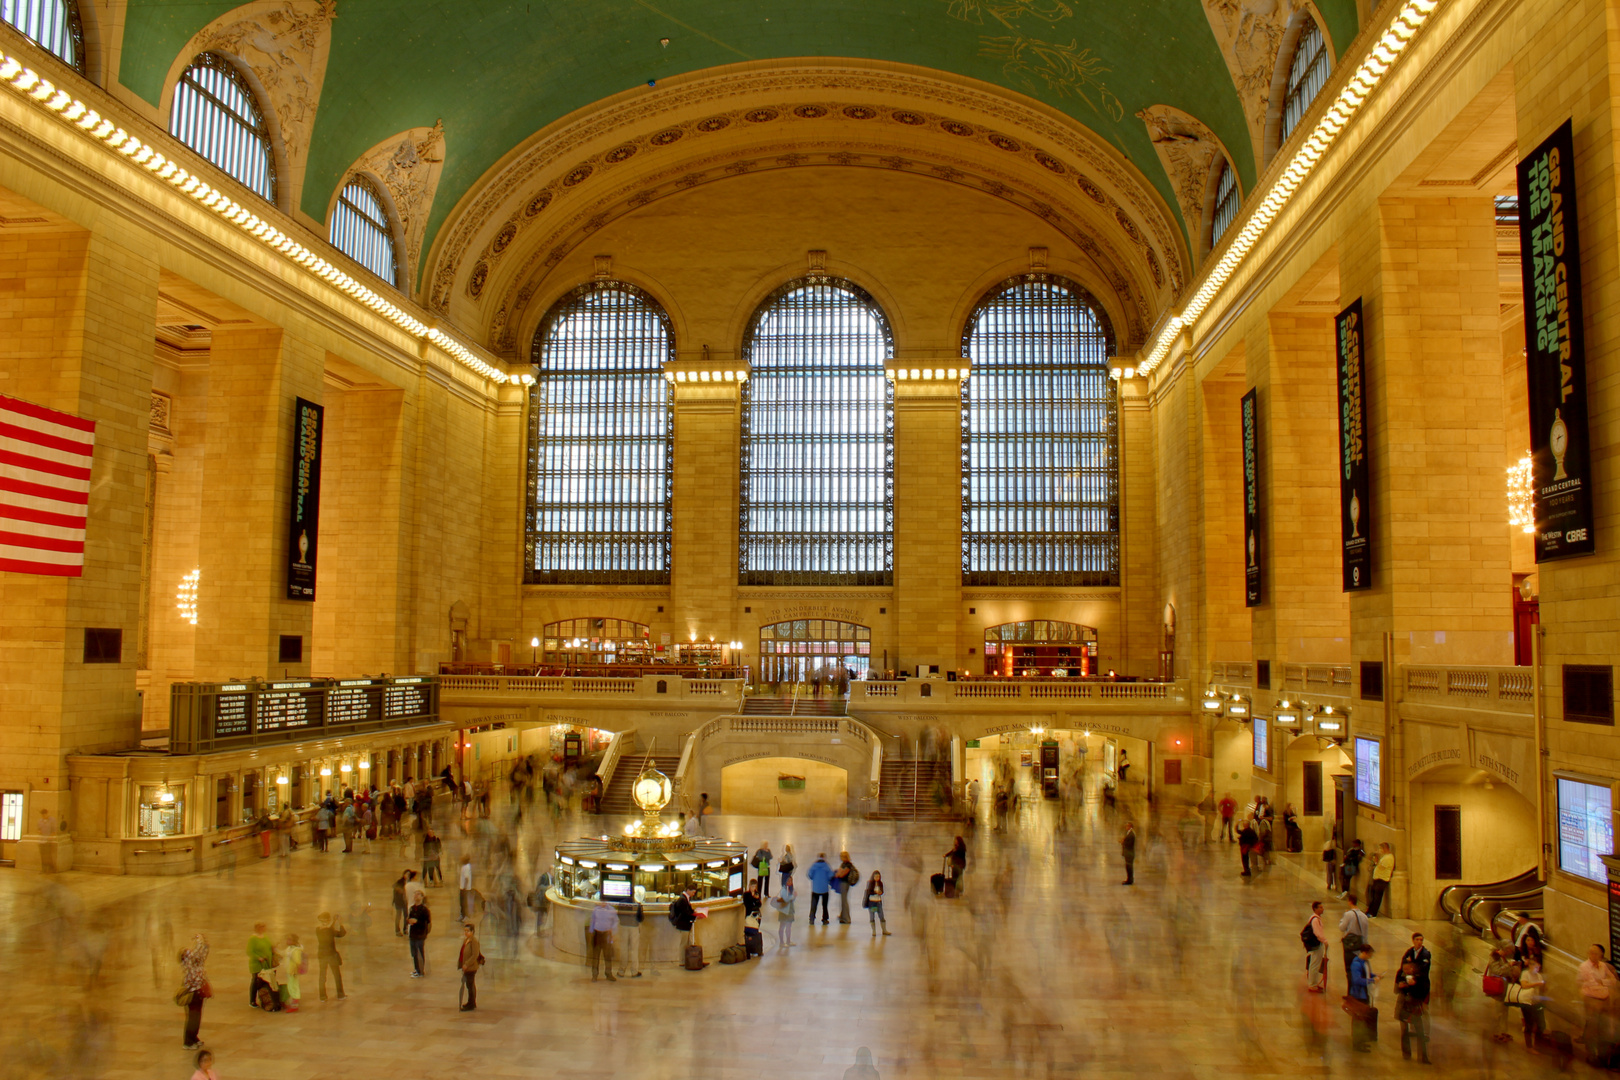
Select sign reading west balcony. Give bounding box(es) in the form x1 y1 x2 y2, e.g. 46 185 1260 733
1241 388 1262 607
286 397 324 599
1517 119 1596 561
1336 299 1372 591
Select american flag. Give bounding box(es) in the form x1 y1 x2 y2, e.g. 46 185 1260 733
0 395 96 577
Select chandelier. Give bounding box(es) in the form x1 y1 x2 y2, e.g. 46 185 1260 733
1507 455 1534 533
176 568 200 625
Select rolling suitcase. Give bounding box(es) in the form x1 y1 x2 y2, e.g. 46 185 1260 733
684 943 707 970
744 927 764 957
931 872 946 896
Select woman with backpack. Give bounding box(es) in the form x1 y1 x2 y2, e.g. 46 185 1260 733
778 844 796 889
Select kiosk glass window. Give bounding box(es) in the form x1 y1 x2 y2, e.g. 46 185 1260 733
1354 737 1381 808
0 791 21 840
527 282 674 584
1253 717 1269 771
962 276 1118 586
1557 777 1613 884
740 279 894 585
138 786 185 837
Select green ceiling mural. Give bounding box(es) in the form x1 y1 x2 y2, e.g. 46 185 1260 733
117 1 1359 273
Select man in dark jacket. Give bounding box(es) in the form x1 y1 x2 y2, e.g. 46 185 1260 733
407 897 431 977
458 922 483 1010
668 887 703 947
1120 822 1137 885
315 911 346 1001
1238 818 1259 876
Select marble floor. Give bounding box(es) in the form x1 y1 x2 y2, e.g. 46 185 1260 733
0 788 1589 1080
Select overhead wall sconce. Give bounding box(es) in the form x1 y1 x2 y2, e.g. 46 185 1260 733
275 774 289 785
665 369 748 383
1201 688 1223 712
1030 724 1046 736
887 366 969 381
1274 699 1301 725
319 766 332 777
1225 698 1249 719
1108 367 1138 381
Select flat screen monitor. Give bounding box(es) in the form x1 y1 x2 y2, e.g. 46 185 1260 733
728 868 744 895
601 873 633 901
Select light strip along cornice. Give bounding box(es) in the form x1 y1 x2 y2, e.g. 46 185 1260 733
1137 0 1442 377
0 48 521 388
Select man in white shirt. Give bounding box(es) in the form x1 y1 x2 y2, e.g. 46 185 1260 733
588 900 617 981
1338 894 1370 982
459 855 475 919
1305 900 1329 992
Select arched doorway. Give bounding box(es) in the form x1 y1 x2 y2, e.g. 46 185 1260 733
757 619 872 685
720 757 849 817
1407 764 1538 919
982 620 1097 676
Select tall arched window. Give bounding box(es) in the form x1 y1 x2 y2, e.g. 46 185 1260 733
329 176 398 286
1209 158 1240 247
526 282 673 584
740 278 894 586
2 0 84 72
170 52 276 204
1279 16 1330 143
962 275 1119 586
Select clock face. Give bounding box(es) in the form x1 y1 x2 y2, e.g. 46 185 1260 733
633 769 671 811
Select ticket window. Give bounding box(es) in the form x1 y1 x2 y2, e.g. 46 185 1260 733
138 786 185 838
241 772 260 823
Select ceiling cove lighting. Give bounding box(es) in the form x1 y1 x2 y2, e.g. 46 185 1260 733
0 51 514 387
1137 0 1442 378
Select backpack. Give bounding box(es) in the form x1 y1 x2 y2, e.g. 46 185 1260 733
845 866 861 887
1301 921 1320 950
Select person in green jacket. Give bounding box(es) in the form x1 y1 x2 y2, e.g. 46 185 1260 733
247 923 273 1008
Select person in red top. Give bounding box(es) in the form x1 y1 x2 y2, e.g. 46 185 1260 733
1218 793 1237 842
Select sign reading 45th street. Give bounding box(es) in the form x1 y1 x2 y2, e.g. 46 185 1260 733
1517 119 1596 561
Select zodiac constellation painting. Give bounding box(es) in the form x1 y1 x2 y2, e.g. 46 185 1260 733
940 0 1074 28
978 36 1125 121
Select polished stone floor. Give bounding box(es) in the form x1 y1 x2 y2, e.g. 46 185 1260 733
0 784 1589 1079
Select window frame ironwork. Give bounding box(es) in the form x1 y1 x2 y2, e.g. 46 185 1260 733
960 273 1120 587
1280 17 1330 143
524 280 675 585
1209 159 1240 247
170 51 277 205
1 0 84 73
329 175 399 287
739 276 895 587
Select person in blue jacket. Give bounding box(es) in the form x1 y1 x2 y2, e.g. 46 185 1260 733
1349 943 1380 1051
807 853 834 926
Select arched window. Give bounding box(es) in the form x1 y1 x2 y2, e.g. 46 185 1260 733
526 282 673 584
329 176 397 286
740 278 893 585
169 52 276 204
1279 16 1330 143
962 275 1119 586
1209 158 1240 247
2 0 84 73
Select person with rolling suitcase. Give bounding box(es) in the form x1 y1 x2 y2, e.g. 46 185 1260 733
944 836 967 897
669 886 706 969
1345 943 1380 1051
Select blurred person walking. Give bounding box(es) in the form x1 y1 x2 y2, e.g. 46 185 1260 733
459 854 476 918
246 923 273 1008
778 843 796 889
1337 839 1365 897
945 836 967 894
1303 901 1328 992
835 850 859 923
392 871 410 935
1120 821 1137 885
773 880 797 949
458 922 484 1010
1579 943 1618 1062
406 894 431 977
1218 792 1237 841
864 870 890 936
179 932 210 1050
280 934 305 1011
1366 843 1395 918
1322 832 1339 890
422 829 443 886
617 900 645 977
808 852 834 925
1347 943 1379 1051
315 912 346 1001
589 899 617 981
1237 818 1258 876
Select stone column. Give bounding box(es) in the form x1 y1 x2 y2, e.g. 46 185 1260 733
194 327 324 680
669 373 740 649
893 375 962 674
1338 194 1511 917
1117 377 1160 677
0 228 158 871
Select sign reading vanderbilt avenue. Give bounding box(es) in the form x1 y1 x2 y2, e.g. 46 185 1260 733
1241 388 1261 607
1336 299 1371 591
1517 119 1596 561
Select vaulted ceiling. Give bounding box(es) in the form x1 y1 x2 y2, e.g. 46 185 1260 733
116 0 1360 257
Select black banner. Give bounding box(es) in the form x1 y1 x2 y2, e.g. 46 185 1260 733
1336 299 1371 591
1518 119 1596 560
1241 388 1262 606
286 397 323 600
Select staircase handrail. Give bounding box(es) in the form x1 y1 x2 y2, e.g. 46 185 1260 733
595 728 634 801
673 731 695 812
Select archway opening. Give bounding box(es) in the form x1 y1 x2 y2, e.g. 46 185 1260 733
982 620 1097 676
721 757 848 817
757 619 872 687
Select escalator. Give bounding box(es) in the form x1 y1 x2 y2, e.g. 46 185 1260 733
1440 868 1543 937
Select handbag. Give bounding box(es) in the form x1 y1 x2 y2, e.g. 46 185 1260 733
174 988 195 1008
1483 974 1507 997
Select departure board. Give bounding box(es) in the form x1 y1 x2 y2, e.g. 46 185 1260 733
385 683 430 719
214 689 251 737
257 689 317 732
327 686 379 726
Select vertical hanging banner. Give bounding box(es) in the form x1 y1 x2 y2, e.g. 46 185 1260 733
1336 298 1372 591
1241 388 1262 607
286 397 323 600
1518 119 1596 561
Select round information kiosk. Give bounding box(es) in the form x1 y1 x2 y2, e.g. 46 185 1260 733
547 765 746 967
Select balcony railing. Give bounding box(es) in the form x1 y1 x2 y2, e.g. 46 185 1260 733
853 679 1186 706
439 675 745 706
1402 666 1534 713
